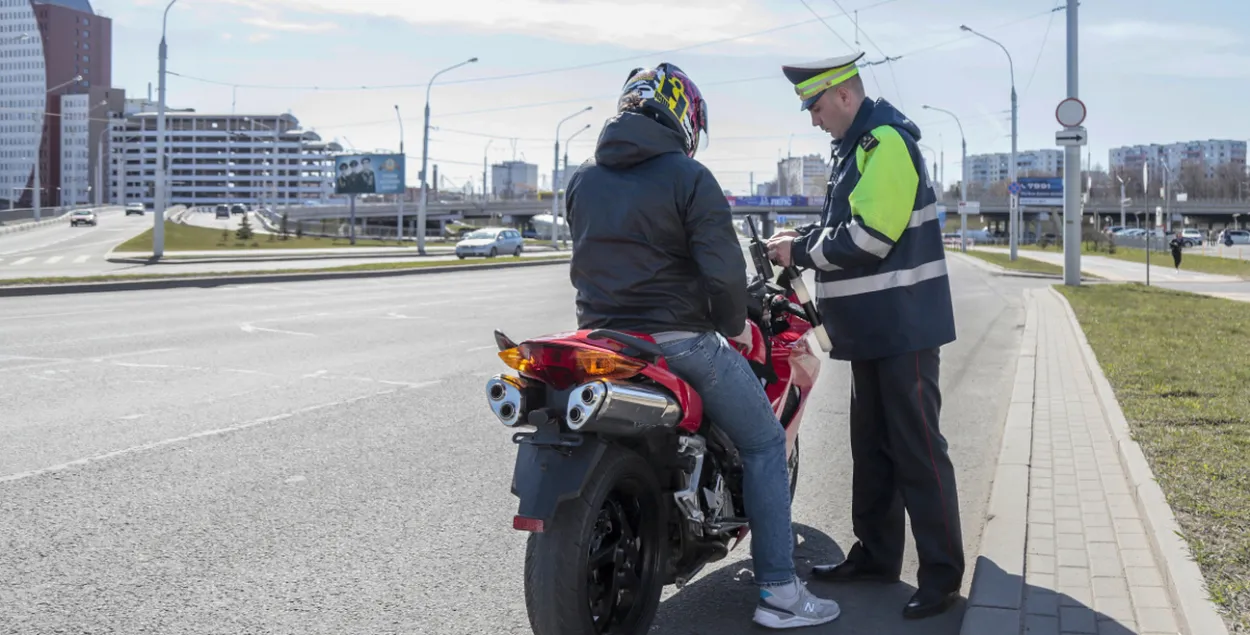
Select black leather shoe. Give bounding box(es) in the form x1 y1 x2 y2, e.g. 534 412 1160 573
902 588 959 620
810 559 900 584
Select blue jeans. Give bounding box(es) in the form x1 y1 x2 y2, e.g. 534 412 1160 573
657 332 796 586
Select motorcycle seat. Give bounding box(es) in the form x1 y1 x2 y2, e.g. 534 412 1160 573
586 329 665 363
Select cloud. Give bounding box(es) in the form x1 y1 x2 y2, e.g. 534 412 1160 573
213 0 781 50
248 32 273 43
240 17 338 33
1087 20 1239 47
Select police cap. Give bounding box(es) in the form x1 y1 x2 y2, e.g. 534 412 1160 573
781 51 866 111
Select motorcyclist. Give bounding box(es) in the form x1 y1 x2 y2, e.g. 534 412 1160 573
564 62 842 630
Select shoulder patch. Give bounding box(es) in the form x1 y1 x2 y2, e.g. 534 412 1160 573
859 133 879 152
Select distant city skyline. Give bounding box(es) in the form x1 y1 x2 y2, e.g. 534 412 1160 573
49 0 1250 195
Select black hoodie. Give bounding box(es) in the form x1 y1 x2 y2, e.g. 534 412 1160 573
565 111 748 338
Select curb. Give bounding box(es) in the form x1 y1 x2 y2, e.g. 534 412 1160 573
0 212 70 235
0 255 572 298
1050 286 1230 635
948 250 1102 282
104 249 562 265
959 289 1039 634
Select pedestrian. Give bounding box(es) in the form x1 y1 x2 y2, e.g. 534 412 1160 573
765 51 964 620
564 62 842 630
1170 235 1183 271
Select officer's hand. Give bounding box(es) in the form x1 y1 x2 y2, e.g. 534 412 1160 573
771 229 800 239
766 236 795 267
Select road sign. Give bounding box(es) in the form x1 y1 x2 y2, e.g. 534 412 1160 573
1007 182 1022 195
1056 127 1088 147
1019 177 1063 207
957 201 980 215
777 215 787 224
1055 97 1087 127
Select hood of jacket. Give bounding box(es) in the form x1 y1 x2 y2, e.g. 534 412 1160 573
594 111 687 169
834 98 921 160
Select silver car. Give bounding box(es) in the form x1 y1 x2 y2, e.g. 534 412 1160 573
455 227 525 258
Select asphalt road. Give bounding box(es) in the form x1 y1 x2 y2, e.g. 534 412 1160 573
0 206 148 278
0 258 1044 635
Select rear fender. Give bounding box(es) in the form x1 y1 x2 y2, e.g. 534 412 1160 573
511 431 609 523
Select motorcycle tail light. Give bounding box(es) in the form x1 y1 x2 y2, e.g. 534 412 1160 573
497 344 645 390
513 515 545 533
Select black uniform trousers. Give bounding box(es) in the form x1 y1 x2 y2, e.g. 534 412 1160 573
847 347 965 593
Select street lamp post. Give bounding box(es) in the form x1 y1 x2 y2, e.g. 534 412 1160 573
417 57 478 255
561 123 592 247
923 105 968 252
31 75 83 220
154 0 179 259
482 139 492 203
1117 175 1126 228
394 104 405 242
552 107 592 249
961 24 1018 261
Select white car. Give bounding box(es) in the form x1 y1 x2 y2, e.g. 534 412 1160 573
1179 229 1204 247
455 227 525 258
69 209 97 227
125 203 145 216
1217 229 1250 245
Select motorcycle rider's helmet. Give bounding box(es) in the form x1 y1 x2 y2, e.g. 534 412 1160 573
618 62 709 159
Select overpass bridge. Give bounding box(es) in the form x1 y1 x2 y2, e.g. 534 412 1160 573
261 195 1250 237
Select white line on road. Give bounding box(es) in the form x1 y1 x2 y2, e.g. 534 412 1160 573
466 345 499 352
44 256 62 264
240 323 315 337
0 308 123 322
11 257 34 266
0 385 440 483
72 255 89 264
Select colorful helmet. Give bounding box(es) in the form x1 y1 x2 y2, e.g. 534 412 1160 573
618 63 708 158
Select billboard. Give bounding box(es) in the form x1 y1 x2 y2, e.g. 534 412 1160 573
726 195 811 207
333 154 405 195
1018 177 1063 207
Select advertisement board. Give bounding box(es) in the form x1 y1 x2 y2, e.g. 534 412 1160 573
726 195 811 207
1018 177 1063 207
333 154 406 195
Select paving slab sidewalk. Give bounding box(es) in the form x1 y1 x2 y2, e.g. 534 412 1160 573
960 288 1228 635
972 246 1242 285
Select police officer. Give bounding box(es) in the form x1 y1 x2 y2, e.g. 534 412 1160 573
766 52 964 620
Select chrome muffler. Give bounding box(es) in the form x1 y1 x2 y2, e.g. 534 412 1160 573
565 380 682 436
485 375 526 427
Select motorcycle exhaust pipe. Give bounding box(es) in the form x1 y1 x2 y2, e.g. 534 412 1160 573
566 380 682 436
486 375 526 427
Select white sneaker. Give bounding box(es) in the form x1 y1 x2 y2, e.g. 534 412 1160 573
753 579 841 629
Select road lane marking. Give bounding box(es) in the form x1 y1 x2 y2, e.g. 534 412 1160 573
466 345 499 352
44 256 62 264
0 384 441 483
240 323 315 337
0 308 123 322
73 255 89 264
11 257 34 266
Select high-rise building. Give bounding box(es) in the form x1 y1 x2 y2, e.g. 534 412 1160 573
0 0 116 208
1109 140 1246 180
777 154 828 197
108 112 342 208
965 150 1064 187
491 161 538 199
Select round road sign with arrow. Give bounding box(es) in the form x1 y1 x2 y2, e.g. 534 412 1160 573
1056 97 1087 128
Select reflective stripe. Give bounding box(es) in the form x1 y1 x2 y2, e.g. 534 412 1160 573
849 222 892 258
807 228 842 271
816 259 948 299
908 202 938 228
795 66 861 100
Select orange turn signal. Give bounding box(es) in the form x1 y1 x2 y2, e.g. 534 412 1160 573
498 347 533 373
574 349 646 380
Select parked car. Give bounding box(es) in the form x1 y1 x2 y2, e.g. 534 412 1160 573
69 209 97 227
215 205 230 219
1180 228 1204 247
1217 229 1250 245
125 203 145 216
230 204 246 215
455 227 524 259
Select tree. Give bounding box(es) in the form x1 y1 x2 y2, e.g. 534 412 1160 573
236 213 254 241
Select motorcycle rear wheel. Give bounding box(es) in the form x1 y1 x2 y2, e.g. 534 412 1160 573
524 446 666 635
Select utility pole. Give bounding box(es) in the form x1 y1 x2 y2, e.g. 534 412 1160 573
394 105 405 242
1061 0 1081 286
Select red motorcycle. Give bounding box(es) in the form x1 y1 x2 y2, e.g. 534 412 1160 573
484 219 832 634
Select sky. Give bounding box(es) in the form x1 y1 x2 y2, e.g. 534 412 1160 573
91 0 1250 196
